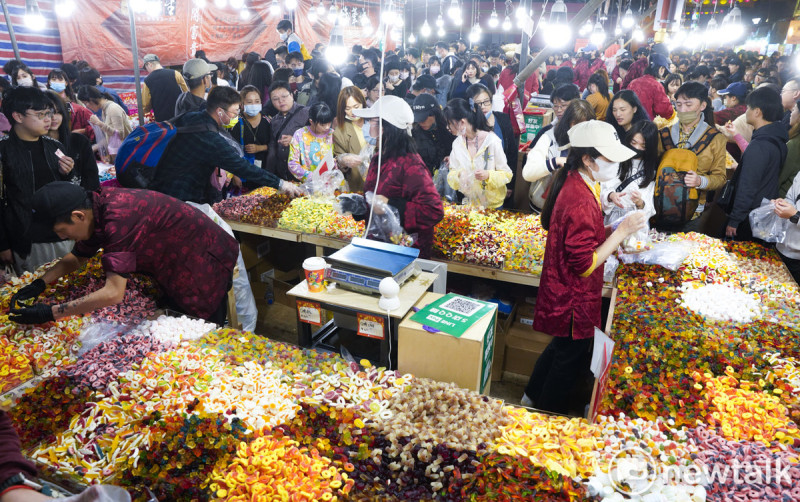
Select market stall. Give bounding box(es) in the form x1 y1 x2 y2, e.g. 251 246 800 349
1 194 799 501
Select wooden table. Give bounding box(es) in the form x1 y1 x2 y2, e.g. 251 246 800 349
287 272 438 369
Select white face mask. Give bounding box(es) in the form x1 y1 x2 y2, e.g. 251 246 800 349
481 66 489 73
279 32 288 42
430 66 440 75
17 77 33 87
389 74 400 83
400 71 409 80
592 157 619 182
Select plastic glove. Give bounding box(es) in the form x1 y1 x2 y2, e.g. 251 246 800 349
9 303 55 325
9 279 46 309
280 180 305 197
336 193 368 216
60 485 132 502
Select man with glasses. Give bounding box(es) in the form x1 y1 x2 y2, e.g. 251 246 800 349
149 86 302 205
174 58 215 117
780 79 800 132
0 86 77 273
266 81 310 181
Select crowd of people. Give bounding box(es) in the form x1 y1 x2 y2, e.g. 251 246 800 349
0 18 797 419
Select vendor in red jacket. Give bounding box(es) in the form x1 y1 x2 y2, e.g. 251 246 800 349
8 183 239 325
521 121 645 414
0 410 47 501
627 53 676 121
353 95 444 258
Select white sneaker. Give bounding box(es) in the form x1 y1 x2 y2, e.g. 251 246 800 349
520 393 533 407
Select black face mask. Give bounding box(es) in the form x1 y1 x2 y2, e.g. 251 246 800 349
631 147 646 158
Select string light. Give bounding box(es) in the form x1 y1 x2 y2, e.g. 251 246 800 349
269 0 280 15
621 6 634 28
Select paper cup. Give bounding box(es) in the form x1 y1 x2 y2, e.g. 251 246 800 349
303 257 327 293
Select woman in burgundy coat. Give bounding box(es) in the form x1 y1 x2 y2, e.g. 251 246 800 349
521 121 645 414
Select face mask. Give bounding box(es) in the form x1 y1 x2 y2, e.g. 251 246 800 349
592 157 619 182
17 77 33 87
430 66 440 75
50 82 66 93
481 66 489 73
362 121 377 145
484 111 492 120
219 111 239 129
676 110 700 125
293 68 304 77
400 72 409 80
389 75 400 83
459 126 467 136
631 147 646 158
279 32 288 42
244 104 261 117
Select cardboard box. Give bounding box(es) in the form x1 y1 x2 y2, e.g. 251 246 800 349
515 302 537 327
239 234 271 269
399 292 497 394
248 260 301 284
503 325 553 376
521 108 553 143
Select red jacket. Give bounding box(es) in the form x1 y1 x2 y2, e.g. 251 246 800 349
533 171 605 339
573 58 605 91
363 153 444 258
621 57 648 90
73 187 239 319
0 411 37 487
498 67 540 135
628 74 674 120
714 103 747 126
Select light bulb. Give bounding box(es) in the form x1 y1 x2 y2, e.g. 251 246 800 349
240 8 251 19
590 21 605 45
361 12 371 27
339 8 349 24
633 27 644 42
621 7 634 28
285 0 297 10
308 10 318 22
146 0 161 17
409 33 416 44
502 15 511 31
421 20 431 37
543 23 571 48
437 26 446 37
24 11 45 29
130 0 147 12
515 5 526 19
55 0 76 17
194 0 206 7
269 0 280 14
614 24 622 36
328 4 338 23
326 45 347 66
230 0 243 7
488 10 499 28
579 19 593 36
436 14 444 27
447 0 460 21
317 1 325 16
213 0 226 7
469 28 480 43
390 27 402 41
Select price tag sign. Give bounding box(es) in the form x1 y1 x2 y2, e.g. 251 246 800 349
357 313 385 339
297 300 322 326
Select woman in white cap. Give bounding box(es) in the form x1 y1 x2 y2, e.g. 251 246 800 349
521 120 645 415
351 95 444 258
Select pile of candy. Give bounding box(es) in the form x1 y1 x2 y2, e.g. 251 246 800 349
131 315 216 348
212 193 269 222
679 282 763 323
278 198 337 233
493 407 601 478
503 215 547 274
241 194 293 227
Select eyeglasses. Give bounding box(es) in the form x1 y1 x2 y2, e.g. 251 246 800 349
27 110 54 120
474 99 491 108
272 93 292 101
552 103 569 112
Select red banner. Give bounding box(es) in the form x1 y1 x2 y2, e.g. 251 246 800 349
56 0 383 73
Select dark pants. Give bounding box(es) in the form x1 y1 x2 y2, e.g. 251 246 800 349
524 334 593 415
778 250 800 285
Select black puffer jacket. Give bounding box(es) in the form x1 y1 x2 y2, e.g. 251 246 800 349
412 122 456 176
0 130 71 256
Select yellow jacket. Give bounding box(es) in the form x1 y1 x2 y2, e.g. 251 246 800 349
447 132 512 209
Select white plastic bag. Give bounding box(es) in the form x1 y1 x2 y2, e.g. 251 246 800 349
60 485 131 502
749 198 789 243
77 322 128 357
617 241 691 271
609 207 652 253
603 254 619 284
300 168 344 201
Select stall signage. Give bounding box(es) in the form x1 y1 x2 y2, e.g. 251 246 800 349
410 294 495 338
297 301 322 326
357 313 385 339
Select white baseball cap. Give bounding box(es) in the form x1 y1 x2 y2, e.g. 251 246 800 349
567 120 636 163
353 95 414 136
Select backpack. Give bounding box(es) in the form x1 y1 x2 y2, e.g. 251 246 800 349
653 126 718 229
114 117 212 189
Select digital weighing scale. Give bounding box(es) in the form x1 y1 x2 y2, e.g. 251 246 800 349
325 238 420 295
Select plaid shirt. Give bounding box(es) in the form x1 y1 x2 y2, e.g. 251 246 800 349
149 111 282 203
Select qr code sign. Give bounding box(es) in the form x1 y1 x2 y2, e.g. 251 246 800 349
440 296 484 317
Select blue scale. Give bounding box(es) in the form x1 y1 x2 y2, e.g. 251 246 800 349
326 238 419 295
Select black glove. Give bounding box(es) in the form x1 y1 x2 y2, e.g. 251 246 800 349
337 193 368 216
9 303 55 325
9 279 46 310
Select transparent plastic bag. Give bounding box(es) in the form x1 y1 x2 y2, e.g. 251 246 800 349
107 131 122 155
458 170 491 208
300 168 344 200
60 485 132 502
749 198 789 243
77 322 129 357
604 254 619 283
433 161 458 202
365 191 416 247
617 241 692 271
609 208 653 253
